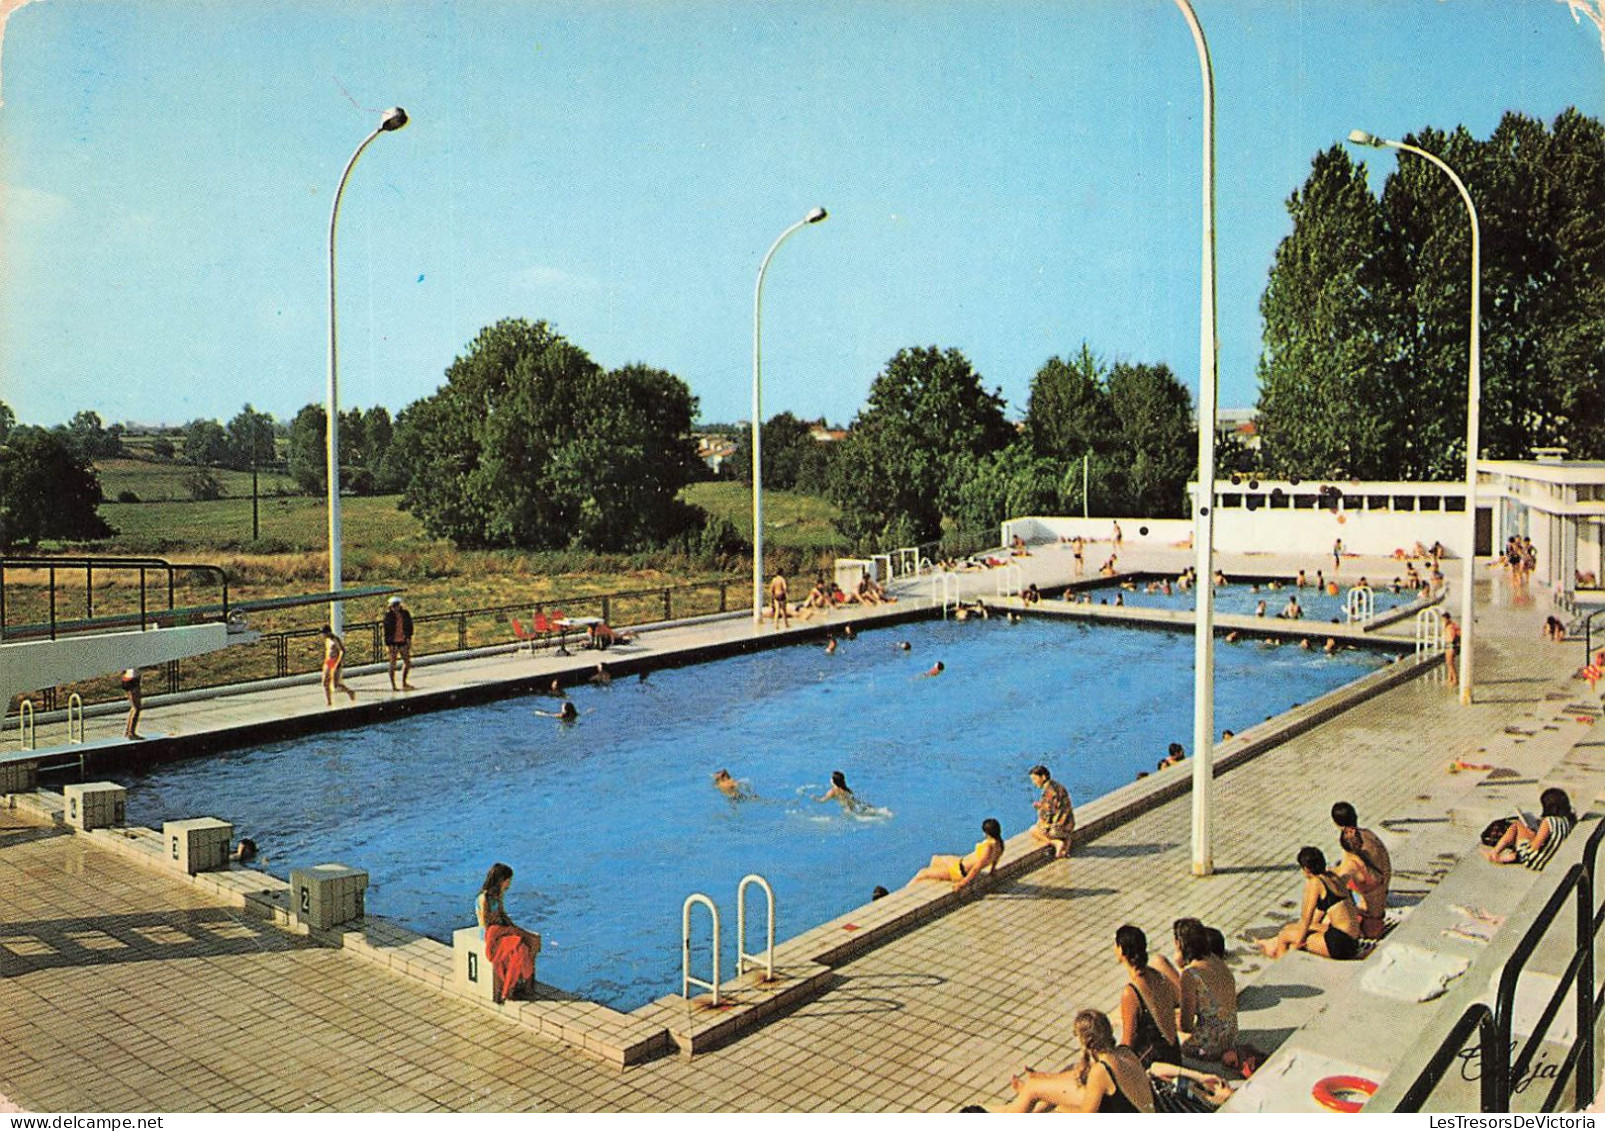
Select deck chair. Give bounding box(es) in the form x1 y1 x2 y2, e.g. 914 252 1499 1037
510 616 541 654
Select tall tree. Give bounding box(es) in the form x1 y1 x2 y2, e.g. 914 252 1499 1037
182 418 230 468
1024 344 1113 464
727 411 825 490
0 401 13 445
285 405 327 492
1106 362 1195 517
826 346 1011 544
0 430 114 549
225 404 276 470
1255 145 1400 479
396 319 703 551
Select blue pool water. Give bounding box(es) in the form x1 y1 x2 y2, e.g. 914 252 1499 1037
1081 577 1417 622
123 616 1389 1011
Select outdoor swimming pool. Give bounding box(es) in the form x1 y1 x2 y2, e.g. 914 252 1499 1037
123 615 1391 1011
1079 576 1419 621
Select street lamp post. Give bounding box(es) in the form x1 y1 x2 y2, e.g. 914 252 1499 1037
751 207 828 627
326 106 407 637
1174 0 1219 876
1347 129 1480 704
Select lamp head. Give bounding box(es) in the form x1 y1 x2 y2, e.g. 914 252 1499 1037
805 206 828 224
380 107 409 132
1347 129 1383 148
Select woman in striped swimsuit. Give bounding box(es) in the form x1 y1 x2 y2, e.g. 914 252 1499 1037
1484 788 1576 871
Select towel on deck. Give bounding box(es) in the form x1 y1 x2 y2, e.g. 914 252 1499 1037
1359 943 1470 1002
484 924 533 1002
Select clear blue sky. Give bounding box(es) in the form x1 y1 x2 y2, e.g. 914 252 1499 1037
2 0 1601 430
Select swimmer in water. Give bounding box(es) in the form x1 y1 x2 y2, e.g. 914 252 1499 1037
825 636 838 654
817 770 857 807
589 662 611 685
713 769 753 800
534 700 579 721
898 641 912 652
924 661 945 677
844 624 857 640
1324 637 1338 654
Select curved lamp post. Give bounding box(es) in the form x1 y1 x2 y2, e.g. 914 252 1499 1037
327 106 408 636
1347 129 1480 705
1174 0 1219 876
751 206 828 627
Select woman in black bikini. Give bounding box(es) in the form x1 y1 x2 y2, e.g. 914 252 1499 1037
1115 924 1182 1066
1259 846 1362 960
1000 1009 1155 1112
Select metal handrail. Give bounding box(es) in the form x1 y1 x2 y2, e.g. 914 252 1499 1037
1396 1003 1495 1112
1396 816 1605 1112
682 893 720 1006
4 576 738 718
1 555 229 642
1583 608 1605 661
737 873 776 982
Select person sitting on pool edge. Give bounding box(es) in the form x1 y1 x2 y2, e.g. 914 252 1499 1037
1484 787 1576 870
912 817 1004 891
477 862 539 1003
1028 764 1074 859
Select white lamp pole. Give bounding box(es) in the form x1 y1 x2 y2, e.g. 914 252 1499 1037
1175 0 1219 876
1348 129 1480 704
326 106 408 637
751 207 828 626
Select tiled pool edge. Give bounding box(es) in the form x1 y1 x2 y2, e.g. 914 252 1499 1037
1 641 1439 1069
0 789 667 1069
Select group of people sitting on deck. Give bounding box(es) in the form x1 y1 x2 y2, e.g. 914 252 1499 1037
1258 802 1391 961
779 572 894 621
994 920 1245 1112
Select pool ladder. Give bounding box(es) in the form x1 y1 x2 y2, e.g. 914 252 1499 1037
1345 584 1375 624
681 873 776 1006
16 698 35 751
931 571 959 616
995 563 1024 600
1415 607 1447 682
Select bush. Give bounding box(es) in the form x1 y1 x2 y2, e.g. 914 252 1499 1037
115 490 140 504
183 470 225 501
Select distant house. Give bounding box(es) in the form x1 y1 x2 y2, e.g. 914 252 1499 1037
808 422 848 443
1216 407 1259 451
695 432 739 475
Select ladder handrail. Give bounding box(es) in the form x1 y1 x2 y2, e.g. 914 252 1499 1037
995 563 1024 599
17 699 34 751
1346 584 1375 624
682 892 720 1005
737 873 776 982
66 693 84 744
931 571 958 616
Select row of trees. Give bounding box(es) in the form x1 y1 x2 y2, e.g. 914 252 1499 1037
1256 108 1605 478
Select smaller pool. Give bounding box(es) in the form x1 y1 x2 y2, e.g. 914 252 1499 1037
1074 576 1421 623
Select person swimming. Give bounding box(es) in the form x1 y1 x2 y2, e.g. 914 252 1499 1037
713 769 753 800
817 770 856 806
924 661 945 677
824 636 838 654
534 700 579 721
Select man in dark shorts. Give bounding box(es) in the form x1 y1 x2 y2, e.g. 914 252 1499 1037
383 596 416 691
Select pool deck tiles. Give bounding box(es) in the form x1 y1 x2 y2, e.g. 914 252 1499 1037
2 548 1601 1110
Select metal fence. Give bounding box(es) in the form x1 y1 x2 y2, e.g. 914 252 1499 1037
8 577 739 716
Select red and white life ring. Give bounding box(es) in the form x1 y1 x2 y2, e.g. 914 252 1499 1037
1312 1074 1378 1113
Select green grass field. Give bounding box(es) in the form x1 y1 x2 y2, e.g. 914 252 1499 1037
2 475 849 711
681 480 847 552
96 457 300 503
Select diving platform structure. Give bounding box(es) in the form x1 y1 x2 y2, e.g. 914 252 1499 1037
1 554 397 726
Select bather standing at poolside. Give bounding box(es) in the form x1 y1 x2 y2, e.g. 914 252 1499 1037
320 626 356 705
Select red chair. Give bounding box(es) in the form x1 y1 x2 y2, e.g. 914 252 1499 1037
510 616 540 654
532 612 555 649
